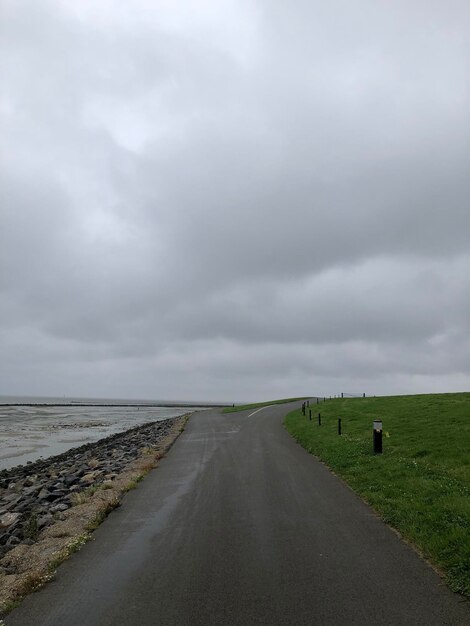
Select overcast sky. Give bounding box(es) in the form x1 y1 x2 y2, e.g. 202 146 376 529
1 0 469 402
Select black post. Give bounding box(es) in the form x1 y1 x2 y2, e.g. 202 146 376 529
323 397 325 402
373 420 383 454
341 392 343 398
316 398 319 404
363 392 365 398
309 409 312 421
338 418 342 435
318 412 321 426
307 400 309 407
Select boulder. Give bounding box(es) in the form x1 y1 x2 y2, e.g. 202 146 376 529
0 512 21 528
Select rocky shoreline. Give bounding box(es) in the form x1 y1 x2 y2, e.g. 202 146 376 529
0 418 183 558
0 414 189 613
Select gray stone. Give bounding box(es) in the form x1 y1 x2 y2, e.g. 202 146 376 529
0 512 21 528
50 503 69 513
37 514 53 529
6 535 20 547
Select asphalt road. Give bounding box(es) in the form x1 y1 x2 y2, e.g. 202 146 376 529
7 402 469 625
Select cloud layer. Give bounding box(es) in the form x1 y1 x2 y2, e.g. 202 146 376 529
1 0 469 400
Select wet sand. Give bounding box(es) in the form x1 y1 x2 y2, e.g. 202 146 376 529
0 404 195 470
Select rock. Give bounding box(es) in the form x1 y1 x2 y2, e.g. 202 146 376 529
24 475 38 487
43 491 63 502
81 472 98 483
64 476 79 487
50 503 69 513
0 417 181 552
3 492 20 503
23 485 42 497
0 512 21 528
6 535 20 547
38 488 51 500
15 501 33 513
37 514 53 529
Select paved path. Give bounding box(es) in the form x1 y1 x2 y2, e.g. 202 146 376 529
7 402 469 625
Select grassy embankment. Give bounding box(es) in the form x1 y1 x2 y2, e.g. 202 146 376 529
223 397 308 414
285 393 470 597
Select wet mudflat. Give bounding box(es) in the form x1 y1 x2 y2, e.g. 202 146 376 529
0 403 194 470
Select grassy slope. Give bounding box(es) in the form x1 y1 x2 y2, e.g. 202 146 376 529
223 397 308 414
284 393 470 597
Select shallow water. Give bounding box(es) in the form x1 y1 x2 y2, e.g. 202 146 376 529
0 402 196 470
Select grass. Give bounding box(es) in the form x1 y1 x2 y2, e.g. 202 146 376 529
124 475 144 491
48 534 89 573
70 484 99 506
284 392 470 597
85 498 120 532
24 512 39 541
223 397 308 413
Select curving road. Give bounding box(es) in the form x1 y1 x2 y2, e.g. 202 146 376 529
7 402 469 625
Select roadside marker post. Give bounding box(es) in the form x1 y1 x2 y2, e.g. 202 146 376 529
309 409 312 421
318 413 321 426
338 418 342 435
373 420 383 454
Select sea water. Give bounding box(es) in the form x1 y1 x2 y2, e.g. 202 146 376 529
0 396 204 470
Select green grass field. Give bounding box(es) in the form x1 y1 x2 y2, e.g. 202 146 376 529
284 392 470 597
223 397 307 414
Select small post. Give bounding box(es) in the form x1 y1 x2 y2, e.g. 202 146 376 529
341 392 343 398
373 420 383 454
338 417 342 435
323 397 326 402
302 403 305 416
316 398 319 404
318 412 321 426
309 409 312 421
363 393 365 398
307 400 309 407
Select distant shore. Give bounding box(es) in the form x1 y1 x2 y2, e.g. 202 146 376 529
0 402 228 408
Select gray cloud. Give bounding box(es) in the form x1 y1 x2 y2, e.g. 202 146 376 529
1 0 469 400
